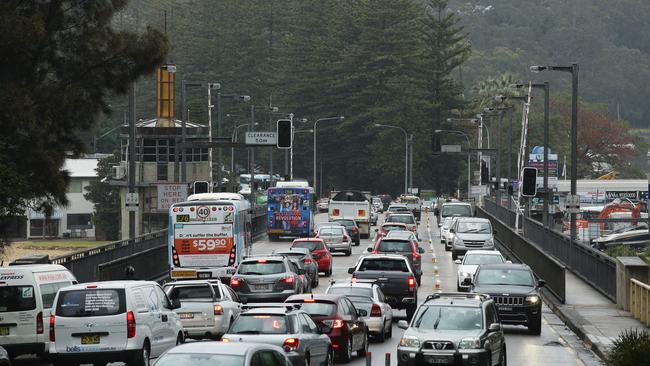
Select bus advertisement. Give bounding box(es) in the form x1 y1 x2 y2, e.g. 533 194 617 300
168 193 251 280
267 183 315 240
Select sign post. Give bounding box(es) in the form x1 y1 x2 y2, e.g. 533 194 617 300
125 192 139 212
245 131 278 146
566 194 581 214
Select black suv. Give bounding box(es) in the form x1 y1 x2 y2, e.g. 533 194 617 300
466 263 545 335
396 293 506 366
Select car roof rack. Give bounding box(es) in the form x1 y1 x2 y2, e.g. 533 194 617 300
240 303 302 312
424 292 490 303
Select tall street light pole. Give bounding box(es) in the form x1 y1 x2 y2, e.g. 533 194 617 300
374 124 408 194
313 116 344 196
180 80 203 183
216 92 251 188
435 129 471 198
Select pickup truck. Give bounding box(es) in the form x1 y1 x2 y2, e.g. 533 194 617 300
347 254 418 320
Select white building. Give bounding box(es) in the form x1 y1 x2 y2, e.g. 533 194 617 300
26 157 100 239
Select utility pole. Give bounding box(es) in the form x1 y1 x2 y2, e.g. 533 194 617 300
216 91 223 189
128 82 136 239
542 82 550 228
250 106 256 206
207 85 214 189
181 80 187 183
289 113 294 180
409 135 414 192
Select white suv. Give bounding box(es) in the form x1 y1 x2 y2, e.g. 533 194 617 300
48 281 183 366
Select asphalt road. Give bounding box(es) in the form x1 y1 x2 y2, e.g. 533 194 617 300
15 211 602 366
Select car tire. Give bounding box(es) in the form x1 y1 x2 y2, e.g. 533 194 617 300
445 244 451 252
452 251 458 260
377 323 386 342
128 340 150 366
176 332 184 345
355 239 360 246
339 337 352 363
304 352 310 366
406 304 416 321
387 320 393 338
499 345 507 366
528 316 542 335
325 349 334 366
312 276 318 288
328 267 333 276
357 332 368 357
345 248 352 256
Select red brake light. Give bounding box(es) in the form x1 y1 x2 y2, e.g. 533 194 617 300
49 315 55 341
86 285 97 289
127 311 136 338
283 338 300 352
408 276 416 288
304 258 313 265
257 259 268 263
36 311 43 334
282 276 294 284
214 304 223 315
370 304 382 317
230 277 241 286
304 298 315 303
332 319 344 328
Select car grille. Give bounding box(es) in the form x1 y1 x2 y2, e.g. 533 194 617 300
422 341 454 350
492 296 524 306
463 240 485 248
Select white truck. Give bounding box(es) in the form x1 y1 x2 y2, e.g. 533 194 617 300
328 190 372 238
399 194 422 221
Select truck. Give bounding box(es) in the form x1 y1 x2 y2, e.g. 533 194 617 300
328 190 372 238
399 194 422 221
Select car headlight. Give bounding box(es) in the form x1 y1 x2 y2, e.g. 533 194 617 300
454 237 463 245
458 337 481 349
526 295 540 304
461 272 471 278
399 335 421 348
485 237 494 246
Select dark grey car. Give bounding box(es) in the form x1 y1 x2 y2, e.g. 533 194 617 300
274 248 320 288
223 305 332 366
230 256 303 303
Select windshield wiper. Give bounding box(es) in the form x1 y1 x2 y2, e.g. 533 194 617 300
433 307 443 329
414 306 429 328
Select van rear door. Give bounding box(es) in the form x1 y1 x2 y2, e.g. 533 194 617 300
54 288 128 353
0 282 40 346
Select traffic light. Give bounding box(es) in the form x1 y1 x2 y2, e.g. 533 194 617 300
522 167 538 197
193 181 209 194
277 119 292 149
480 161 489 185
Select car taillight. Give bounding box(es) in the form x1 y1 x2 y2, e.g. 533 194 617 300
333 209 340 216
410 227 416 232
230 277 242 287
282 276 294 284
413 252 420 260
172 247 180 266
352 227 358 233
304 258 313 265
344 235 350 243
283 338 300 352
370 304 382 317
36 311 43 334
49 315 55 341
127 311 136 338
358 210 366 216
214 304 223 315
332 319 344 328
408 276 416 289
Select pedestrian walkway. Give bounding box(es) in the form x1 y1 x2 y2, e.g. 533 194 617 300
543 270 648 360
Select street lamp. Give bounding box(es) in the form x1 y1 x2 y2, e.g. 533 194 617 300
313 116 344 195
231 122 259 173
215 91 251 188
374 123 408 193
435 129 471 199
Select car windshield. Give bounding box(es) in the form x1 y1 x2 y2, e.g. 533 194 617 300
293 241 325 251
441 218 453 228
476 269 534 286
401 197 419 203
359 259 409 272
389 206 408 212
347 296 373 314
165 285 213 302
238 261 285 275
154 354 244 366
385 232 415 240
56 289 125 317
442 205 471 216
456 222 491 234
387 215 415 224
0 286 36 312
327 286 373 297
413 306 482 330
334 220 354 227
463 254 505 265
288 301 337 317
382 224 406 232
229 314 289 334
319 227 345 236
377 240 412 252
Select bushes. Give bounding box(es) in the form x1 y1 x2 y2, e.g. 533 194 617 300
607 329 650 366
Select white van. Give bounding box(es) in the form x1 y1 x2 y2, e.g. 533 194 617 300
0 264 77 359
48 281 183 366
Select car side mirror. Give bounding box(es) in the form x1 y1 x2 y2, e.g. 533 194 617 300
357 309 368 317
537 279 546 288
367 247 373 252
170 298 181 310
454 259 462 264
462 277 472 286
505 260 512 264
488 323 501 332
449 229 455 233
493 229 498 235
348 267 355 274
397 320 409 330
418 247 425 254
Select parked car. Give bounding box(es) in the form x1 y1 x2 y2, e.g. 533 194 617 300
316 225 352 256
291 238 333 277
385 213 418 239
450 217 495 260
348 255 418 320
453 250 509 292
230 256 304 303
49 281 184 366
368 236 424 284
285 294 368 362
273 248 319 288
375 222 409 240
325 281 393 341
0 264 77 360
332 218 361 246
468 263 545 335
152 342 293 366
397 293 506 366
223 304 332 366
163 280 241 340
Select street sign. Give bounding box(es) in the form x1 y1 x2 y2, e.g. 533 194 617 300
441 145 462 153
125 192 139 205
566 194 581 214
245 131 277 145
157 184 188 211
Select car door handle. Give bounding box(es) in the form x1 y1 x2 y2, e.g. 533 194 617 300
161 314 168 322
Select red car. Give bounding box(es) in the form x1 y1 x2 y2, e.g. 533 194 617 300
286 294 368 362
375 222 409 239
291 238 333 276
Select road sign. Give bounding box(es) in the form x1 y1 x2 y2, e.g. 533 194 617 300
441 144 462 153
158 184 188 211
245 131 277 145
566 194 581 214
126 192 139 211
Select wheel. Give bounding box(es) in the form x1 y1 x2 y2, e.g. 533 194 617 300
339 337 352 363
345 248 352 256
377 320 386 342
452 251 458 260
445 244 451 252
355 239 360 246
176 332 184 345
416 276 421 286
387 320 393 338
406 305 416 321
303 352 310 366
528 316 542 335
312 276 318 288
128 341 150 366
327 266 333 276
325 349 334 366
498 345 507 366
357 332 368 357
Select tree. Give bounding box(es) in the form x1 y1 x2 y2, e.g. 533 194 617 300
84 155 120 240
0 0 168 216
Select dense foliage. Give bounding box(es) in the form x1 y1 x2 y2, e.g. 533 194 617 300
84 155 121 240
607 329 650 366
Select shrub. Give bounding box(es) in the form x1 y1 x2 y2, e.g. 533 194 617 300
607 329 650 366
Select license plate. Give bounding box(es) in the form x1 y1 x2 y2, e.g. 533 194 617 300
179 312 194 319
425 356 452 364
171 270 197 278
197 272 211 279
254 284 271 291
0 327 9 336
81 335 100 345
498 306 513 312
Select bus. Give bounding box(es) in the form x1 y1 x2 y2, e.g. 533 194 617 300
266 181 315 240
168 193 252 281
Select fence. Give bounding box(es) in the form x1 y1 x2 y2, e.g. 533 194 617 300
483 199 617 301
630 278 650 326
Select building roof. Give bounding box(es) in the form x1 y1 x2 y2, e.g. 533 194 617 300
136 118 205 128
62 158 99 178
